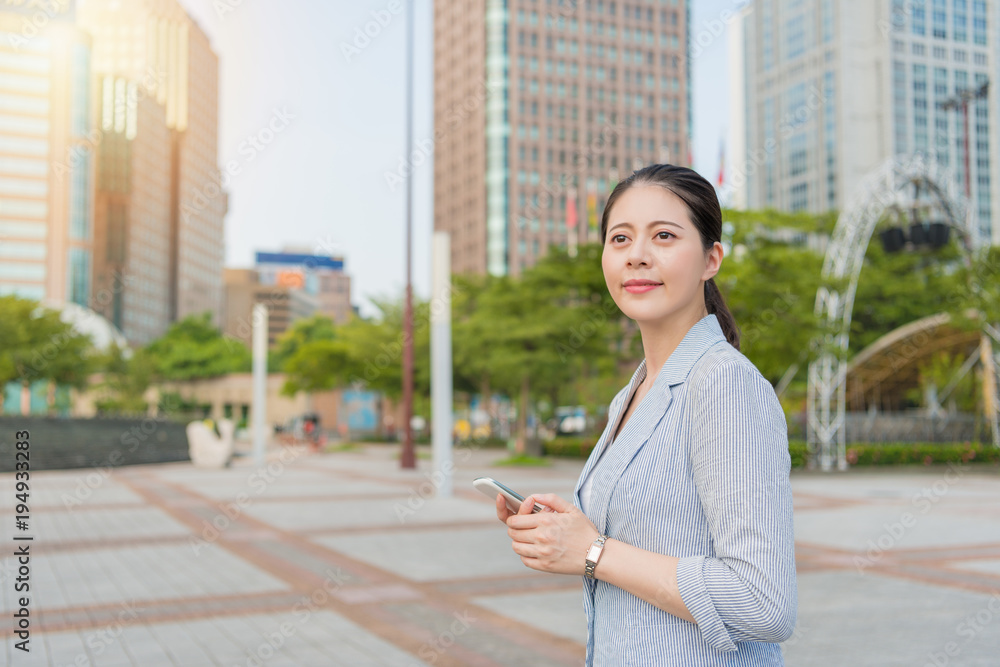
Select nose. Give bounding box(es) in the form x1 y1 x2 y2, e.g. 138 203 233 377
626 236 651 267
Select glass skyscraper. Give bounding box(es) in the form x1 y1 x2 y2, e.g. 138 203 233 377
435 0 693 276
0 7 94 307
732 0 997 245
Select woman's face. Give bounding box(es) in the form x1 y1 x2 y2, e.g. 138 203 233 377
601 184 722 325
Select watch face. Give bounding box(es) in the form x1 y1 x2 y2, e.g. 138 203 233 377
586 544 602 561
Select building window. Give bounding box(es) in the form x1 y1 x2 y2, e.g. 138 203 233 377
821 0 834 42
932 0 947 38
912 0 927 35
788 133 808 177
971 0 986 44
69 248 90 308
790 183 809 211
953 0 967 42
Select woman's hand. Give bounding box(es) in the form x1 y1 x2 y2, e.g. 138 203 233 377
498 493 601 576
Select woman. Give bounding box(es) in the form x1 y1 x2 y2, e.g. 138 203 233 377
496 165 797 666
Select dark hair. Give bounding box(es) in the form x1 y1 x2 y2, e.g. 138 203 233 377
600 164 740 350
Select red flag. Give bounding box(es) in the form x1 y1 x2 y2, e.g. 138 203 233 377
566 187 578 229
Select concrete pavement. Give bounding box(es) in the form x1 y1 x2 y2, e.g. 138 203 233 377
1 443 999 666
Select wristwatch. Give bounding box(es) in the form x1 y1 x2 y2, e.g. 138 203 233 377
584 534 609 579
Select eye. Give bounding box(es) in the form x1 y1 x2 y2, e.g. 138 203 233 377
610 234 628 244
656 231 675 240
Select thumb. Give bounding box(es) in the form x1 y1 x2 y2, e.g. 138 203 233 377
528 493 575 513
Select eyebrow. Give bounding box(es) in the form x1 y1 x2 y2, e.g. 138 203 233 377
607 220 685 234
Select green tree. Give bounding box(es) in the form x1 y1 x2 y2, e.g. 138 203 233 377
271 314 338 372
280 299 433 404
0 295 95 413
850 236 967 353
457 244 623 448
94 344 155 415
145 312 251 381
718 240 824 386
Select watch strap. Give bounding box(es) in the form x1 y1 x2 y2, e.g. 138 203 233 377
584 534 609 579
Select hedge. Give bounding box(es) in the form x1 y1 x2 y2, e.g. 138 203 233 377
842 442 1000 466
544 437 999 468
543 437 597 458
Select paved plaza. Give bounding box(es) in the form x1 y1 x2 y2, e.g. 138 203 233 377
1 443 999 666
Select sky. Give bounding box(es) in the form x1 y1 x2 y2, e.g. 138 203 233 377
174 0 736 318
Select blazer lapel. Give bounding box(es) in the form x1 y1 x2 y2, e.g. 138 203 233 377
585 380 673 532
574 358 648 507
578 314 728 533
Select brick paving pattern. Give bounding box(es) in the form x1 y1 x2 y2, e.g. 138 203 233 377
1 444 998 666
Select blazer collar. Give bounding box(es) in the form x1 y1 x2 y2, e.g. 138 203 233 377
649 313 727 387
612 313 727 406
575 314 727 532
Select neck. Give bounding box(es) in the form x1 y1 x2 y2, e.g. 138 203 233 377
636 300 710 387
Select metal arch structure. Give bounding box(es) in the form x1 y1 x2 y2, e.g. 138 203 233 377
807 153 987 471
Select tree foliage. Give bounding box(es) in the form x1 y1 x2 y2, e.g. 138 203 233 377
0 296 96 412
93 344 155 415
271 313 338 371
145 312 251 381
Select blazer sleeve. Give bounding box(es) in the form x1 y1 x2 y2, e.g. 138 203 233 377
675 359 798 652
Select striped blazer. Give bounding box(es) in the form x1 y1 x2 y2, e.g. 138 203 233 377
574 314 797 666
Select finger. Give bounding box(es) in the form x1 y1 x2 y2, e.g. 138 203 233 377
496 494 512 522
507 526 536 543
517 495 537 516
506 513 541 530
519 556 543 571
511 540 537 559
529 493 574 513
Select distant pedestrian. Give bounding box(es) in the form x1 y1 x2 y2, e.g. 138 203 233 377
495 164 797 665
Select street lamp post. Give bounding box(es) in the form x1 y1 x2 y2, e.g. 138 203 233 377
400 0 416 469
941 81 989 199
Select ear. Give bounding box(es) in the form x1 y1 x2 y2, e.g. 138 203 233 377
701 242 724 282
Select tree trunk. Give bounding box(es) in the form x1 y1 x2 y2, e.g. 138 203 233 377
46 380 56 416
516 372 529 454
480 374 491 416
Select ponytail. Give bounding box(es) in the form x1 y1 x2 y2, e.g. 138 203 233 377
705 278 740 350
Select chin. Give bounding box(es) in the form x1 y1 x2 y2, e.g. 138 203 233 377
618 302 671 322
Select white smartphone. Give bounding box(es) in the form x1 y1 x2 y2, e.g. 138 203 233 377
473 476 545 514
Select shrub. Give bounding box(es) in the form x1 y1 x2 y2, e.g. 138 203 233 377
542 436 597 458
842 442 1000 466
544 436 1000 469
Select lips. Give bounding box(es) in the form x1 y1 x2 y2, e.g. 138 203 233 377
622 279 662 294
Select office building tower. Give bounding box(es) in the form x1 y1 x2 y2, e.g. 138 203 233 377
255 251 353 325
79 0 228 325
223 268 318 348
0 5 94 306
731 0 997 244
223 250 353 348
434 0 692 275
92 77 173 344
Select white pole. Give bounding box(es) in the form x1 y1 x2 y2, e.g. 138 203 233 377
431 231 453 498
252 303 268 467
